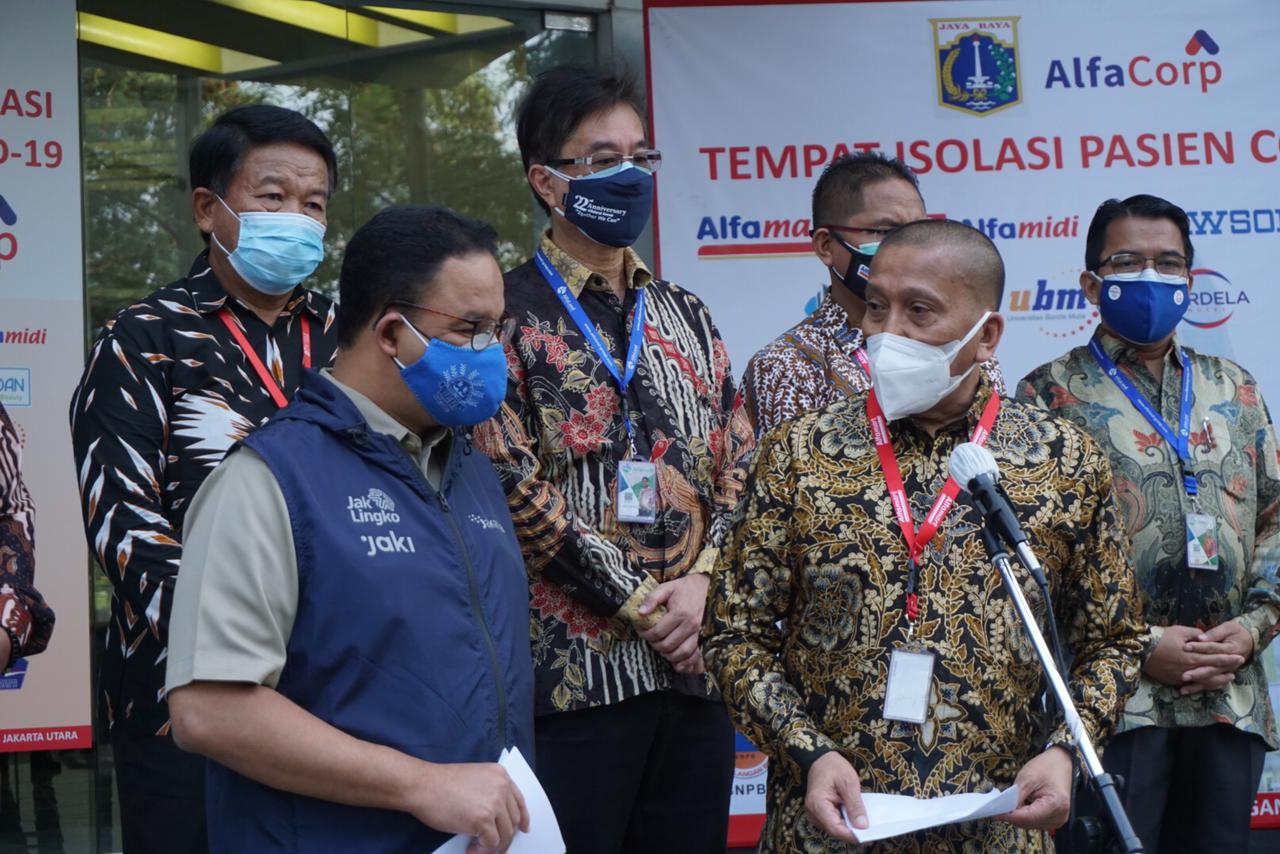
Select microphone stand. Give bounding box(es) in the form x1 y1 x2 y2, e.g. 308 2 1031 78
978 526 1143 854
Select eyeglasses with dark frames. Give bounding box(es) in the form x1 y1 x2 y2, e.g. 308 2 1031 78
389 301 516 351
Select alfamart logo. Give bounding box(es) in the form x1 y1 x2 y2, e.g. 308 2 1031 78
931 17 1022 117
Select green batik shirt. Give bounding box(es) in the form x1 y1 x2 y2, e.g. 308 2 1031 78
1018 330 1280 748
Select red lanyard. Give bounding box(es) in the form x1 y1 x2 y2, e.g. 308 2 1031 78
865 381 1000 625
217 308 311 409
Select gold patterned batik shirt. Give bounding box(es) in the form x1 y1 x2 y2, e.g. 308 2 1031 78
1018 330 1280 748
703 378 1147 852
743 293 1007 438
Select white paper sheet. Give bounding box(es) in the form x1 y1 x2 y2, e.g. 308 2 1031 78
433 747 565 853
841 785 1020 843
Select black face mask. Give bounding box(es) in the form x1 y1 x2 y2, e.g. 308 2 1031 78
828 233 877 301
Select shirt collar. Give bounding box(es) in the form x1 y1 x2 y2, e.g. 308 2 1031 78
184 250 328 322
321 369 448 454
538 233 652 299
891 371 997 443
1092 327 1188 369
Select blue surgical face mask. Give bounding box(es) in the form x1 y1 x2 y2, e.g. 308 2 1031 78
394 314 507 427
547 161 654 248
1091 269 1189 345
829 234 879 300
212 196 326 296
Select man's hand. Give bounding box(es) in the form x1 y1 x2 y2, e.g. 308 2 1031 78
407 762 529 853
638 573 710 674
1001 746 1073 830
1143 624 1244 693
805 751 866 843
0 631 10 671
1180 620 1254 694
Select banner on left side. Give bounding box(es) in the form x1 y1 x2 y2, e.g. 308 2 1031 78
0 0 92 751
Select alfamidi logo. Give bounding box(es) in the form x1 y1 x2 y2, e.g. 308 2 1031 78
931 17 1022 117
347 488 401 526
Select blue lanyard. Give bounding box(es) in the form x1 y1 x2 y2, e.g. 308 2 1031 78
535 249 647 442
1088 338 1197 497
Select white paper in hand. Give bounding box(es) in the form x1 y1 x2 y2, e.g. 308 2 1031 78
840 785 1019 843
432 747 565 853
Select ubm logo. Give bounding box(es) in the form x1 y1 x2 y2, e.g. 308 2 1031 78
1008 279 1087 313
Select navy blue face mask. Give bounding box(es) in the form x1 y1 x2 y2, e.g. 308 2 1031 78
547 162 654 248
829 233 879 301
1092 270 1189 345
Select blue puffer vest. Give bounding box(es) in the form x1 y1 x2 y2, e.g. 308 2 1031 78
205 370 534 853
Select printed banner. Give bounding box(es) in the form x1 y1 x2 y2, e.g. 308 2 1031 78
645 0 1280 837
0 0 92 751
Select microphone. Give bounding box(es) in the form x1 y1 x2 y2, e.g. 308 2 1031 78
948 443 1046 585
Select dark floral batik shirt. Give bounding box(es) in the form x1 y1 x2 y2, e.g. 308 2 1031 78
1019 330 1280 748
472 235 754 716
69 252 337 734
704 377 1146 852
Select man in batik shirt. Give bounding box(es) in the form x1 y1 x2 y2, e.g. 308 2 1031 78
742 152 1002 438
1019 194 1280 854
0 402 54 671
69 105 339 853
705 219 1145 852
473 63 754 852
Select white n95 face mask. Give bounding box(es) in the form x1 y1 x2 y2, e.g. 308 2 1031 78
865 311 991 421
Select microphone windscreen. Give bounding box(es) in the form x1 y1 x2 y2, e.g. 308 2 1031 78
948 442 1000 488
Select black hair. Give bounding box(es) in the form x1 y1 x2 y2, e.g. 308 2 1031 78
189 105 338 244
811 152 921 227
336 205 498 349
876 218 1005 309
190 104 337 196
1084 194 1194 271
516 62 646 214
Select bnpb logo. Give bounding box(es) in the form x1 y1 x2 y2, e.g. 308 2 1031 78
0 193 16 267
931 17 1022 117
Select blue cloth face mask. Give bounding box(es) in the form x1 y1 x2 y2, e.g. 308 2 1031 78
394 315 507 427
1091 269 1189 345
829 234 879 301
212 197 326 296
547 161 654 248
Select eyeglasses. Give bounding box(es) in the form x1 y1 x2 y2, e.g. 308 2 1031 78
545 149 663 175
1098 252 1189 277
390 301 517 351
813 224 897 240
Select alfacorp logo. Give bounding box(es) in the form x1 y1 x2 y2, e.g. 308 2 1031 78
1184 267 1248 329
1185 30 1220 56
1045 31 1222 94
931 17 1023 117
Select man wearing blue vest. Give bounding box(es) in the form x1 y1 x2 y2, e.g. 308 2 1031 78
164 205 535 852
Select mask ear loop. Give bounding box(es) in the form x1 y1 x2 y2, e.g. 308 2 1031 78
209 195 243 259
392 313 431 370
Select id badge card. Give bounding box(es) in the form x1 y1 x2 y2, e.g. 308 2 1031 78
1186 512 1220 570
883 643 935 724
616 459 658 523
